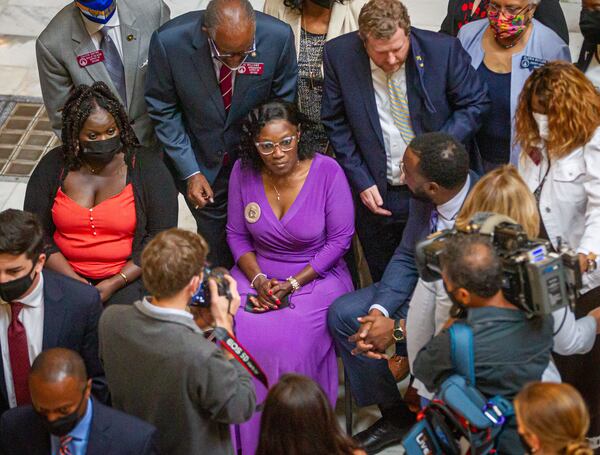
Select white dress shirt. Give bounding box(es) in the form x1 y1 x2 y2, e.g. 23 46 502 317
371 60 409 186
81 7 124 60
140 297 193 320
0 273 45 408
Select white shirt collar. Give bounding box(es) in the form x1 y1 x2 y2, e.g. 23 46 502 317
437 174 471 221
140 297 193 320
0 271 44 308
370 59 405 78
80 5 120 37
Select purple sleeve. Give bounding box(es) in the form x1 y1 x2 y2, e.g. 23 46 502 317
226 162 255 263
309 163 355 276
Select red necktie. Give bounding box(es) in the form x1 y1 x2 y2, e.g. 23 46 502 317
8 302 31 405
219 64 233 112
59 436 73 455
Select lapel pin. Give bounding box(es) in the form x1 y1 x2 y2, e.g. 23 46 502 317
251 51 256 57
127 34 135 41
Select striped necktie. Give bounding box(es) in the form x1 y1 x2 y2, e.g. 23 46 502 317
387 75 415 144
430 208 439 234
59 435 73 455
100 27 127 105
219 64 233 112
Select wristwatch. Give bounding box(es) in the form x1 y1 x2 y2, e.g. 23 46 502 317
392 319 405 342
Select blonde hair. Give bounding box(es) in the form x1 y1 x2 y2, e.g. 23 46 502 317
455 165 539 238
515 382 592 455
358 0 411 40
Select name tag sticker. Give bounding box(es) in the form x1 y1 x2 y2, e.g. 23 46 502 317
520 55 548 71
77 50 105 68
238 62 264 75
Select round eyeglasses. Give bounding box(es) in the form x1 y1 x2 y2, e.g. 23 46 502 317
254 135 298 155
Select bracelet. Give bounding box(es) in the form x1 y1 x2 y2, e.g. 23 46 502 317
118 272 129 286
250 273 267 289
286 276 301 293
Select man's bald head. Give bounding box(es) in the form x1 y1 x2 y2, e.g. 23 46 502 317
204 0 255 39
30 348 87 385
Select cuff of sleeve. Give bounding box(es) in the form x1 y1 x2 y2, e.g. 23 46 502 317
369 304 389 318
184 170 201 180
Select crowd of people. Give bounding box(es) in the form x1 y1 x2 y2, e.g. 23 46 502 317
0 0 599 453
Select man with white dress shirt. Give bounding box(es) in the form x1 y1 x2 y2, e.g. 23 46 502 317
36 0 170 147
0 209 106 416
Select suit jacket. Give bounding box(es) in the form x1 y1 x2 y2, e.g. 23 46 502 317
370 172 479 317
36 0 170 147
0 398 158 455
144 11 298 184
0 271 107 415
321 28 490 199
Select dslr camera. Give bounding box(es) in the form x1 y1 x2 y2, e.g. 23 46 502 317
415 212 582 316
190 266 232 308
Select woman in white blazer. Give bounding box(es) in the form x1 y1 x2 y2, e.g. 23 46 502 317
263 0 366 152
516 61 600 448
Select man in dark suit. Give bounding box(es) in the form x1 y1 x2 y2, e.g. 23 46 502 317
321 0 489 283
145 0 297 267
328 133 478 453
577 0 600 90
0 348 158 455
0 209 106 415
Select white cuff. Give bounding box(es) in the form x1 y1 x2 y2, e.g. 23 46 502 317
369 304 389 318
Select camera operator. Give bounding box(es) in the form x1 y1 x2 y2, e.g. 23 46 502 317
413 233 554 454
99 228 256 455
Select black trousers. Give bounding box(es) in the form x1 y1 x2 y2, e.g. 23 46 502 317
355 184 411 282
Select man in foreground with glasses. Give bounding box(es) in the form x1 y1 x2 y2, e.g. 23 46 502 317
145 0 297 269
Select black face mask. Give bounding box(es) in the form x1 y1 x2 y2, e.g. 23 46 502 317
80 135 122 165
37 389 87 437
308 0 333 8
581 9 600 44
0 263 36 303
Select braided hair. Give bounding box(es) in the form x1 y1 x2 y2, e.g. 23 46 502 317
60 82 139 171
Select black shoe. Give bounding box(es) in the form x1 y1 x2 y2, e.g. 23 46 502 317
353 417 409 454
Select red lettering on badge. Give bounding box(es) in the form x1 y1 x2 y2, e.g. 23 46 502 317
237 62 264 75
77 50 105 68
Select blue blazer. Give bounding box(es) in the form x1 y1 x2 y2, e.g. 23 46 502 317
145 11 298 184
370 172 479 317
0 271 107 415
0 398 158 455
321 28 490 198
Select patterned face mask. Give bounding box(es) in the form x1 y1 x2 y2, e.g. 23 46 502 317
487 4 532 47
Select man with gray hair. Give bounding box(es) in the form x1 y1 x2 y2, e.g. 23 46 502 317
145 0 297 268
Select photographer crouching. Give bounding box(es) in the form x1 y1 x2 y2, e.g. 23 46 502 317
99 228 256 455
413 234 554 454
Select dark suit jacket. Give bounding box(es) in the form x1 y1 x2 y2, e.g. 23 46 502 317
321 28 489 199
145 11 298 184
370 171 479 317
0 398 158 455
0 270 107 415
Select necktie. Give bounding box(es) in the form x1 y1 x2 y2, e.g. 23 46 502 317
219 64 233 112
59 436 73 455
8 302 31 405
100 27 127 105
387 75 415 144
430 208 439 234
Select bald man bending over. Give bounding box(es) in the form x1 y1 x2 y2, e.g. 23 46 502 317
0 348 158 455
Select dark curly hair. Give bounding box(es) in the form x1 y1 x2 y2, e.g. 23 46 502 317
283 0 344 12
239 100 317 171
60 82 139 171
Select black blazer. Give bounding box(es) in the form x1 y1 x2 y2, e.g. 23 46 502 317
0 398 159 455
440 0 569 44
0 270 107 415
23 146 178 266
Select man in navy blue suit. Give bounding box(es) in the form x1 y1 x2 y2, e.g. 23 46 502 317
328 133 478 453
0 348 158 455
145 0 297 268
0 209 106 416
321 0 489 283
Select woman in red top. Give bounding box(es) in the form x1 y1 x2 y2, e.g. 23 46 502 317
25 82 178 306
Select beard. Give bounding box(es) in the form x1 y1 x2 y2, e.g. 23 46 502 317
409 186 432 203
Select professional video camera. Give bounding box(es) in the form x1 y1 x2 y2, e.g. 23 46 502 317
190 266 232 308
415 212 583 316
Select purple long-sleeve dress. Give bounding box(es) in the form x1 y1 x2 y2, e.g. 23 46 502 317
226 153 355 454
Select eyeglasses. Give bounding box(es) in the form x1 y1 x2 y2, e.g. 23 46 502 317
254 136 297 155
487 2 532 17
208 37 256 60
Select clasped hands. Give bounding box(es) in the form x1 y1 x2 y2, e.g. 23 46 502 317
248 276 293 312
348 309 402 360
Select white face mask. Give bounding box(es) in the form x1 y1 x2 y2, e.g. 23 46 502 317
532 112 549 141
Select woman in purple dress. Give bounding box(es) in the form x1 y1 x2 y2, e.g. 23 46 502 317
227 100 355 454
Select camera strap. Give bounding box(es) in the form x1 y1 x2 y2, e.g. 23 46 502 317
213 327 269 389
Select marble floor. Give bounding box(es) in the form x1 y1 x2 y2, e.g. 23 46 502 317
0 1 586 454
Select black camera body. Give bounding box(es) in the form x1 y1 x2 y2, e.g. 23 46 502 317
190 267 231 308
415 212 582 316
